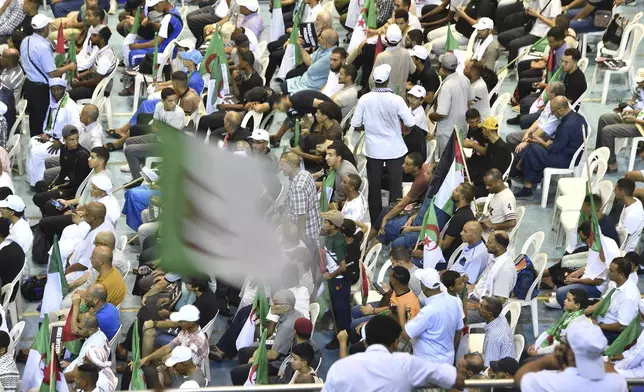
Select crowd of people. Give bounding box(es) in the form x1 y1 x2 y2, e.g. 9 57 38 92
0 0 638 388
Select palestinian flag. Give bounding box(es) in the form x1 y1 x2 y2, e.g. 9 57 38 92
236 285 269 350
202 29 230 113
122 7 142 68
269 0 285 42
244 329 269 385
130 319 146 389
277 2 305 80
347 0 377 55
158 126 287 287
40 236 69 318
54 24 66 68
67 32 77 84
418 130 465 269
21 316 69 392
61 304 82 356
151 32 159 80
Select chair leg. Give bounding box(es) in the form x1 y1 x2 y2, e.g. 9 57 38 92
16 144 23 176
581 34 587 59
601 71 611 105
531 299 539 337
589 63 599 94
541 173 552 208
105 99 113 130
9 303 16 328
628 137 639 172
132 75 143 113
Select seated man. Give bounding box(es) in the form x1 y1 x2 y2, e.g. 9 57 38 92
466 231 516 323
0 331 18 392
65 245 125 308
74 6 108 73
0 48 25 104
291 104 344 171
479 296 515 366
0 195 32 254
607 298 644 377
26 78 82 187
338 173 368 222
88 176 120 226
61 313 108 380
320 47 346 97
585 257 640 344
596 69 644 172
0 218 25 289
469 17 500 72
615 178 644 252
282 29 339 95
450 221 488 284
514 97 585 200
464 118 512 198
479 169 517 237
331 63 360 119
68 25 117 101
163 346 207 387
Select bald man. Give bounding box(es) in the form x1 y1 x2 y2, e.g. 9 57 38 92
0 48 24 103
450 221 489 284
214 111 251 149
62 312 108 379
282 29 339 95
94 230 127 276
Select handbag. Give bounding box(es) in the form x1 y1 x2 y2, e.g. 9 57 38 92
594 9 614 29
524 0 553 33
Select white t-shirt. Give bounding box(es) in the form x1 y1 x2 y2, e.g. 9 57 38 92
0 171 14 193
93 46 117 76
414 0 442 16
412 106 428 132
303 3 323 23
341 193 368 222
470 78 490 119
322 71 342 97
9 218 32 254
530 0 562 37
488 188 517 225
619 199 644 252
97 194 121 227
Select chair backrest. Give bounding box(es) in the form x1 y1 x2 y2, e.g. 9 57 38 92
109 324 122 347
503 301 522 334
491 92 511 120
309 303 320 326
577 58 589 73
376 260 392 283
118 235 128 252
363 243 382 281
589 146 610 163
9 100 27 136
202 311 220 339
571 89 587 112
524 253 548 302
260 110 276 129
341 107 356 130
241 110 263 130
259 57 270 83
513 334 525 361
425 139 437 164
490 68 508 98
618 23 644 63
424 41 433 55
357 159 367 177
597 179 614 214
122 260 131 280
617 227 629 249
155 39 179 82
446 243 467 270
579 156 606 189
91 66 118 107
322 0 334 12
358 221 371 256
508 206 526 243
1 284 11 310
568 142 586 172
145 157 163 169
520 232 545 260
6 134 20 168
258 41 268 58
354 132 366 155
502 153 515 181
8 320 25 358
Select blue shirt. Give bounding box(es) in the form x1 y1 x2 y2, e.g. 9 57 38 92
549 110 586 159
20 34 55 84
287 46 336 93
95 303 120 341
188 70 204 95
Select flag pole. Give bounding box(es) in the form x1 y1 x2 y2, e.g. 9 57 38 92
49 343 55 392
453 127 473 184
111 177 144 194
580 124 605 260
496 36 547 76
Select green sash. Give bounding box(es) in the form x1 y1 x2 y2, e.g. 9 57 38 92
540 310 584 348
604 317 643 357
592 288 616 318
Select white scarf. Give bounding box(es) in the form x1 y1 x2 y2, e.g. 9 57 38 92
472 35 493 63
481 251 512 298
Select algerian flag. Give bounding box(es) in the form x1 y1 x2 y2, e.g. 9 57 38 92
203 29 230 113
270 0 285 42
151 32 160 79
40 236 69 318
445 24 466 73
584 184 611 280
158 123 287 287
277 2 305 80
67 32 77 85
320 170 335 212
61 303 83 356
122 7 141 68
236 285 269 351
130 319 146 389
529 67 562 113
21 316 69 392
347 0 377 55
244 329 269 385
418 130 465 269
54 24 66 68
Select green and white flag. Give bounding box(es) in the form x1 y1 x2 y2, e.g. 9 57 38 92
40 236 69 318
270 0 285 41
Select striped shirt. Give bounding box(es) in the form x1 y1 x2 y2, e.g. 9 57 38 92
286 170 321 240
167 329 210 366
0 67 25 103
0 0 24 36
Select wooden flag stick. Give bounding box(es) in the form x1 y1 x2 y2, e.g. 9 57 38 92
49 343 55 392
454 126 473 185
127 235 139 245
110 177 144 194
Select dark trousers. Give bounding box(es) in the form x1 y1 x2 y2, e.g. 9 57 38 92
366 155 404 226
198 111 226 131
328 277 351 333
131 113 154 136
230 346 280 385
216 304 252 358
264 34 289 85
498 28 539 67
68 86 95 101
285 63 308 80
39 214 74 244
520 110 542 129
187 6 220 47
351 44 377 92
33 187 74 217
24 80 50 137
495 2 527 33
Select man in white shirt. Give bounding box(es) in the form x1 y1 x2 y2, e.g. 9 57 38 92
68 25 117 101
464 60 490 119
466 231 516 323
323 315 465 392
450 221 488 283
340 173 368 222
407 85 428 133
78 104 104 150
480 168 517 236
429 53 472 155
0 195 32 255
394 0 421 29
89 176 120 227
404 269 464 364
321 48 346 98
62 313 109 377
351 63 415 224
586 257 641 344
516 318 628 392
615 178 644 252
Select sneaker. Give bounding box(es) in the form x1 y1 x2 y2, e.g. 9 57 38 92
325 339 340 350
544 298 562 309
120 165 131 173
108 0 117 14
513 187 535 200
507 115 521 125
512 105 520 113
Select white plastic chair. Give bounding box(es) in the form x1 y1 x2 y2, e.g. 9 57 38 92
491 92 511 123
200 311 219 384
508 206 525 244
258 41 268 58
341 107 356 130
309 303 320 333
426 139 437 164
577 57 589 73
558 181 613 249
363 243 382 282
77 66 118 129
513 334 525 361
6 134 21 176
489 68 508 100
241 110 263 131
259 57 270 84
446 243 467 270
502 153 515 181
590 23 644 104
1 262 25 327
9 100 26 137
617 227 629 249
355 259 392 304
627 134 644 172
519 232 545 260
7 320 24 358
119 235 128 252
595 12 643 59
507 253 547 336
132 39 180 112
109 324 123 371
540 140 587 208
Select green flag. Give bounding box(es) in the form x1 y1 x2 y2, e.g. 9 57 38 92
40 236 69 318
320 170 335 212
131 319 146 389
604 316 643 357
201 29 231 109
151 32 159 79
445 23 458 53
530 35 549 54
67 33 77 84
366 0 377 29
130 7 141 35
290 2 305 66
245 329 269 385
293 118 301 147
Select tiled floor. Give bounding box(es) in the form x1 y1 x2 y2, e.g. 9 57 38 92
11 0 644 385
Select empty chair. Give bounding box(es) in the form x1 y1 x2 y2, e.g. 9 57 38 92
513 334 525 361
540 140 587 208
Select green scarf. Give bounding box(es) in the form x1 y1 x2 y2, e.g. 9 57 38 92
45 94 69 133
541 310 584 348
320 169 335 212
592 288 616 318
604 317 643 357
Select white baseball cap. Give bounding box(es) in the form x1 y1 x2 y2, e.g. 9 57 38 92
31 14 53 30
170 304 200 322
146 0 166 7
407 85 426 99
165 346 193 367
91 176 113 193
373 64 392 84
415 268 441 290
237 0 259 11
180 381 201 389
636 68 644 83
473 17 494 30
249 129 270 142
385 24 402 44
0 195 25 213
410 45 428 60
49 77 67 88
88 24 107 35
565 318 607 380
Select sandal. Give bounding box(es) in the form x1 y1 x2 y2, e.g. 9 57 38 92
105 142 121 152
105 129 123 139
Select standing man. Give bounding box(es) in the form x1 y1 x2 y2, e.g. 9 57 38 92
464 60 490 119
370 24 415 96
351 64 415 222
20 14 77 137
408 45 440 105
429 53 471 155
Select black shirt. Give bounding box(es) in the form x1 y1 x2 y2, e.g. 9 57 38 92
239 71 264 102
443 206 476 259
220 127 252 149
563 68 587 106
0 241 24 294
288 90 342 122
485 138 513 175
408 66 440 94
346 231 364 268
466 125 486 146
403 127 427 161
455 0 497 37
53 145 91 191
0 85 15 135
192 288 223 328
244 86 279 108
